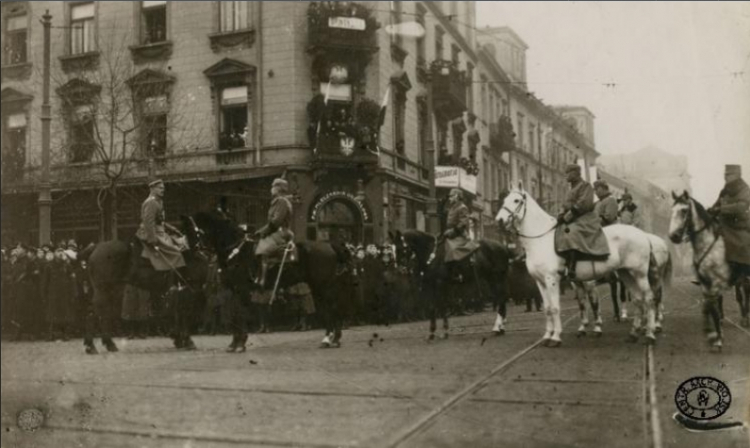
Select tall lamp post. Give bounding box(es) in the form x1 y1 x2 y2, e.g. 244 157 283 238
38 10 52 245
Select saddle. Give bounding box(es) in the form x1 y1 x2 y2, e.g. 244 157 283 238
265 242 298 267
127 239 169 291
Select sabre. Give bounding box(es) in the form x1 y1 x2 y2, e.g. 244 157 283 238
269 242 294 306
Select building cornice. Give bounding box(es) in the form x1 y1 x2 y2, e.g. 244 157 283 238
422 2 477 63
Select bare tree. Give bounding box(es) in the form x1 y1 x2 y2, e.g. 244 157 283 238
50 33 201 240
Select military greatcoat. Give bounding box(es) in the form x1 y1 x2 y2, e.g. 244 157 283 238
444 201 479 262
555 179 610 256
712 178 750 265
595 192 619 227
255 195 294 258
135 195 186 271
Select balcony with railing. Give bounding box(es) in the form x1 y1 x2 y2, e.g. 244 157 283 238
489 116 517 154
430 59 466 118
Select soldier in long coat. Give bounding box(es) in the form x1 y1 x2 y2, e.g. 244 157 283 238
135 179 187 272
594 180 619 227
709 164 750 282
555 164 610 280
618 192 641 228
254 178 294 288
443 188 479 263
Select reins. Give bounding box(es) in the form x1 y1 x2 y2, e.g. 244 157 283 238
503 195 559 239
683 199 719 272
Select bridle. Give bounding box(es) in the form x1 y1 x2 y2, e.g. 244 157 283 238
501 193 559 239
675 198 717 272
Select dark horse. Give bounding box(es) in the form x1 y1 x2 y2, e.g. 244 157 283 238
83 216 209 354
191 211 353 349
391 230 511 340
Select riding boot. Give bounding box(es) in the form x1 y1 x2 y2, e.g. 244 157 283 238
257 260 268 289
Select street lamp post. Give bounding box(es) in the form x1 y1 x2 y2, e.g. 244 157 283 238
38 10 52 246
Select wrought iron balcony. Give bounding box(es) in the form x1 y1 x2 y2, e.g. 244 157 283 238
430 59 466 117
307 2 378 53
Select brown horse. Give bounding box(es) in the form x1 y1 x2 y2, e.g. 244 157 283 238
391 230 511 340
83 216 208 354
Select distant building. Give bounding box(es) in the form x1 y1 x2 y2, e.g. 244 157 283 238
598 147 692 195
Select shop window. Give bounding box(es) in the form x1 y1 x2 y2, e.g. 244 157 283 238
70 3 95 54
3 8 27 65
69 105 96 162
220 86 249 150
220 1 249 32
141 1 167 44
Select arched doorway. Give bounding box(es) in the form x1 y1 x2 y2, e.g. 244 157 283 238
314 199 362 244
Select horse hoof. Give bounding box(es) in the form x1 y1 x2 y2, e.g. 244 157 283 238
547 340 562 348
706 332 720 344
626 334 638 344
540 338 551 347
331 341 341 348
427 334 436 341
576 331 586 338
84 345 98 355
440 333 449 340
183 339 197 351
226 346 237 353
493 329 505 336
594 331 603 338
236 345 247 353
104 343 119 353
644 337 656 346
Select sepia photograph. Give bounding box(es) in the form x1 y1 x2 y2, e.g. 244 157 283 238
1 1 749 447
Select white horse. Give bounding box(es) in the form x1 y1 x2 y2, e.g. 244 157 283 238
495 188 660 346
668 190 748 351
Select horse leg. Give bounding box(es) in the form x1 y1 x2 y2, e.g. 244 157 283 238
619 274 641 343
427 281 438 341
717 294 724 321
702 293 723 351
589 284 602 337
575 284 588 337
609 277 621 322
654 286 664 334
736 281 750 327
541 274 562 347
636 275 656 345
492 281 507 335
619 280 629 320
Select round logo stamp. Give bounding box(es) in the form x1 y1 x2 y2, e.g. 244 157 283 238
674 376 731 420
17 408 45 432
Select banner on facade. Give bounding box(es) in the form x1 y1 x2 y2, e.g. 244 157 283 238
328 17 366 31
435 166 477 195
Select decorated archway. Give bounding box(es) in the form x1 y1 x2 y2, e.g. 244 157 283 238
307 191 372 244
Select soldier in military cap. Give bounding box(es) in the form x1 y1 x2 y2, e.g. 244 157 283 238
594 179 619 227
556 163 610 280
133 179 187 274
708 164 750 283
254 177 294 288
618 191 641 228
443 188 479 265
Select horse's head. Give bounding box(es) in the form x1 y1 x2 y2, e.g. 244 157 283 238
180 215 206 251
191 211 250 263
669 190 715 244
495 188 528 230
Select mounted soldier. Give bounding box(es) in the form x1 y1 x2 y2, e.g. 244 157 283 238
618 191 641 228
556 164 610 280
443 188 480 268
708 164 750 284
131 179 188 279
594 179 619 227
254 177 294 288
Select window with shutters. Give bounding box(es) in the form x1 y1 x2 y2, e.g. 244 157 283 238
70 3 95 54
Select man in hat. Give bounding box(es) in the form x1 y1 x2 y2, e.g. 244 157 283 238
254 178 294 288
618 191 641 228
708 164 750 283
594 179 619 227
556 164 610 280
134 179 187 274
443 188 480 269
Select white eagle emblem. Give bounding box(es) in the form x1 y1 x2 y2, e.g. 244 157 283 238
340 136 355 156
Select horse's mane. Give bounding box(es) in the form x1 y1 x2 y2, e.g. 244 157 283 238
193 211 244 251
690 198 714 227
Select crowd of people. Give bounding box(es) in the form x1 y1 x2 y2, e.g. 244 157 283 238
1 241 93 341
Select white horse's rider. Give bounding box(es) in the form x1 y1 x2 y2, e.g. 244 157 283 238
556 164 610 280
708 164 750 283
132 179 188 276
254 178 294 288
443 188 480 271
